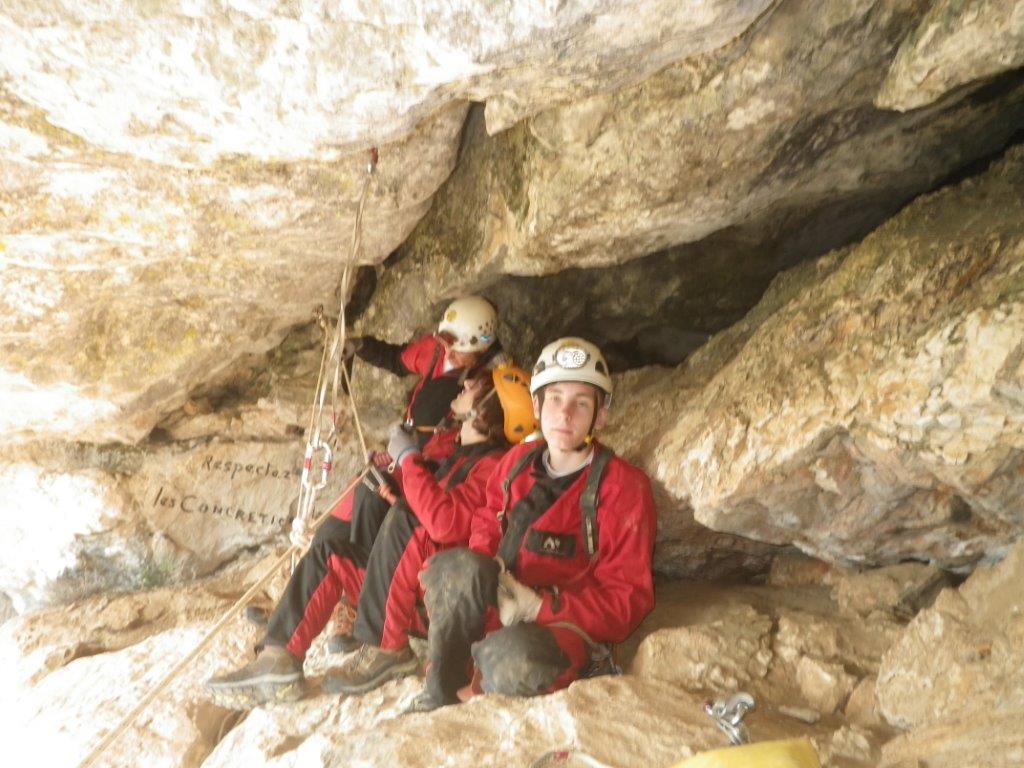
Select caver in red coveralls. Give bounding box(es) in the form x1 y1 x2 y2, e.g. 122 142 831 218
419 440 656 705
261 334 499 659
350 443 506 652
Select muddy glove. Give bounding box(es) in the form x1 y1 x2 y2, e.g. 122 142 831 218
497 570 542 626
387 423 420 467
289 516 313 550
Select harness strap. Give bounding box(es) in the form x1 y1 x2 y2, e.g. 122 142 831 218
499 444 546 525
442 447 492 491
579 444 612 557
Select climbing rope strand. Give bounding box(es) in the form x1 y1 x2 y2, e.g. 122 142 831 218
294 150 377 532
328 159 374 462
78 469 369 768
80 151 379 768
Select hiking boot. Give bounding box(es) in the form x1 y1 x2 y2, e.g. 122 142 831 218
321 645 418 694
205 646 304 709
402 690 448 715
327 632 361 654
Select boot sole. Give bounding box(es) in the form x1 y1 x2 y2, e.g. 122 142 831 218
204 679 305 710
322 657 419 695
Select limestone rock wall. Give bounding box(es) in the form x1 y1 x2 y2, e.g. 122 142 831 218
876 538 1024 766
363 0 1024 345
648 144 1024 569
0 92 466 445
877 0 1024 111
0 324 398 611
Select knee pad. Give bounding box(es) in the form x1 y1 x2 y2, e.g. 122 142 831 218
422 549 499 622
473 624 570 697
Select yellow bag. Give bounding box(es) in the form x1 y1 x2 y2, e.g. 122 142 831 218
671 738 820 768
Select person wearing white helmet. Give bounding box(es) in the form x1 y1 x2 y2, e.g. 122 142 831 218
405 337 657 714
310 295 505 566
347 295 504 453
205 366 532 709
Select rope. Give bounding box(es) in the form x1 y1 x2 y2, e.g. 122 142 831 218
80 148 380 768
78 469 368 768
292 150 377 568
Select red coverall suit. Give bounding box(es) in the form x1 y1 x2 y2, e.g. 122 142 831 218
351 444 505 652
262 334 474 658
419 441 657 704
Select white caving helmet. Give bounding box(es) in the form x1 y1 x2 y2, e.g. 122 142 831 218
437 296 498 353
530 337 612 404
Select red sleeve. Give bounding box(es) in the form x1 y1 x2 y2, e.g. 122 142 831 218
400 452 502 545
468 445 529 556
535 463 657 644
399 335 444 377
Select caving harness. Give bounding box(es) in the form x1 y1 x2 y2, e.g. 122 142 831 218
497 442 620 677
497 442 613 559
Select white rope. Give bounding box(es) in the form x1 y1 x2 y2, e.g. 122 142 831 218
78 470 368 768
79 149 380 768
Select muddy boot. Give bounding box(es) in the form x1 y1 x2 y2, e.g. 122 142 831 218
327 599 360 654
205 645 304 709
321 645 418 694
402 689 448 715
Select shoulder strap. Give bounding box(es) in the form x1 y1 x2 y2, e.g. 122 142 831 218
580 444 613 557
499 444 545 523
425 341 442 382
442 448 488 491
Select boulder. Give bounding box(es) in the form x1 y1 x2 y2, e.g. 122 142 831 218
627 580 903 731
0 93 467 444
650 144 1024 568
880 711 1024 768
877 0 1024 111
876 538 1024 731
363 0 1024 350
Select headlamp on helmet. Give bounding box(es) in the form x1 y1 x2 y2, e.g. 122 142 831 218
529 337 612 402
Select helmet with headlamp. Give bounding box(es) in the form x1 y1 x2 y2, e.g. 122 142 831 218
437 296 498 353
530 337 612 402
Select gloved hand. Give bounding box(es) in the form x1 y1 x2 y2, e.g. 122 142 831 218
368 450 392 470
497 570 542 626
387 423 420 467
289 516 313 550
342 337 362 358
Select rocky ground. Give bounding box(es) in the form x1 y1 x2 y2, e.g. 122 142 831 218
2 2 1023 765
5 540 1020 767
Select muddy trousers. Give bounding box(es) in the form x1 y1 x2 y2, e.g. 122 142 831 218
262 484 391 659
353 504 450 651
420 548 591 704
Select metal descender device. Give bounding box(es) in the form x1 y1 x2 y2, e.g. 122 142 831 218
703 692 756 746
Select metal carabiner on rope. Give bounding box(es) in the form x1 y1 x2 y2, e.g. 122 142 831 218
301 438 333 492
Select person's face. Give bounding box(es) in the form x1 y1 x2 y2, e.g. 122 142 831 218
446 347 481 370
451 377 482 420
533 382 607 452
